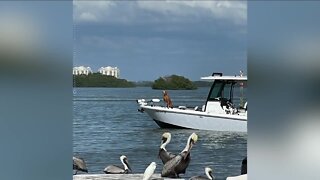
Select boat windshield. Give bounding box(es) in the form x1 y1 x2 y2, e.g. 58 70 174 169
208 80 225 99
207 80 247 108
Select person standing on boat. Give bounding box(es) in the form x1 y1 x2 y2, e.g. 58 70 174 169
163 90 173 108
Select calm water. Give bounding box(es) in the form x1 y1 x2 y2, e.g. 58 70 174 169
73 87 247 179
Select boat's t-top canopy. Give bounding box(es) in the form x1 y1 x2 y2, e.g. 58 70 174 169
201 72 247 81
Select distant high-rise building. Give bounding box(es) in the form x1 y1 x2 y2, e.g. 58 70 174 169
98 66 120 78
73 66 92 75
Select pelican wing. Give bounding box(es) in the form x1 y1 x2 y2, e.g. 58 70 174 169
104 165 127 174
159 149 176 164
73 157 88 172
168 152 176 158
175 152 190 174
161 154 184 177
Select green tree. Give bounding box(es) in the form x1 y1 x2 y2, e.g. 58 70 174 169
73 73 135 87
152 75 197 90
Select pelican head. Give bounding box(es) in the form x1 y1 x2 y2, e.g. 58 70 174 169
120 155 132 172
188 132 198 149
182 132 198 153
161 132 171 146
190 132 198 145
163 90 167 95
205 167 214 180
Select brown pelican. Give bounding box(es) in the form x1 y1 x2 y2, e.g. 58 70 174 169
103 155 132 174
226 174 247 180
73 156 88 175
189 167 214 180
159 132 176 164
241 157 247 175
227 157 247 180
143 162 157 180
161 133 198 178
163 90 173 108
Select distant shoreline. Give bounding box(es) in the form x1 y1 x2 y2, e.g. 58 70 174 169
73 74 212 89
73 82 212 88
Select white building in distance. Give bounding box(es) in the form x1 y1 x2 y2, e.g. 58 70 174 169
73 66 92 75
98 66 120 78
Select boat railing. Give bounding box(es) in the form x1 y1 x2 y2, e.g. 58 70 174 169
137 98 207 112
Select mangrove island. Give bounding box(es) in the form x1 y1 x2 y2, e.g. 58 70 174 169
152 75 197 90
73 73 135 88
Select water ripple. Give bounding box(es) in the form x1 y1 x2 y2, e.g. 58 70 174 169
73 87 247 179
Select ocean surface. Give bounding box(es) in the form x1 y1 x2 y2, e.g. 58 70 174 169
73 87 247 179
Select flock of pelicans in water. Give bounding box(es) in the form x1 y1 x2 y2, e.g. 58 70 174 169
73 132 247 180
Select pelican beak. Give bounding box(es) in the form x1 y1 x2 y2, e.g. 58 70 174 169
158 147 163 158
209 171 213 179
128 164 132 172
125 159 132 172
161 137 167 144
188 140 193 152
183 151 190 160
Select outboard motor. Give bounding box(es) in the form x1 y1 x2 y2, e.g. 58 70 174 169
137 99 147 113
137 99 147 106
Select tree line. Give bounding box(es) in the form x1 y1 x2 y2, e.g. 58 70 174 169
73 73 211 89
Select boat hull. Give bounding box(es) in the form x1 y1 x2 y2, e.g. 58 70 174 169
142 106 247 132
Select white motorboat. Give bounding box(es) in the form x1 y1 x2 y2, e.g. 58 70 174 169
137 73 247 132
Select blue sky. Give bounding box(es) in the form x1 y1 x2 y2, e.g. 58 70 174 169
74 1 247 81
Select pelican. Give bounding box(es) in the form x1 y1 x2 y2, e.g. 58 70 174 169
143 162 157 180
226 157 247 180
241 157 247 175
161 133 198 178
103 155 132 174
159 132 176 164
163 90 173 108
226 174 247 180
73 156 88 175
189 167 214 180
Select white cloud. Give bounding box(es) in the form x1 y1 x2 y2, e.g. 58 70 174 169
73 1 115 22
137 1 246 25
73 0 246 25
79 12 97 22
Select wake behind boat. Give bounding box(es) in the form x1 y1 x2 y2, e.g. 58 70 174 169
137 73 247 132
